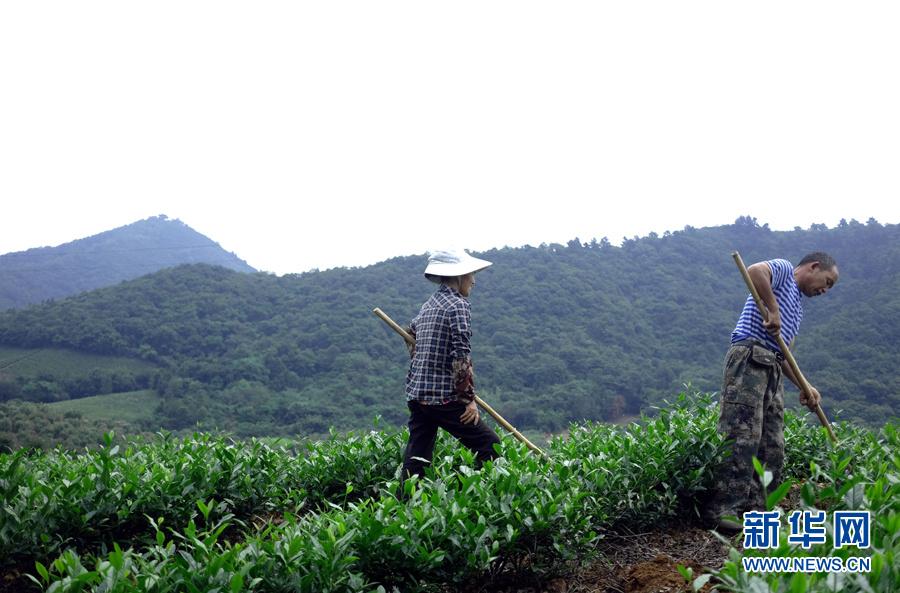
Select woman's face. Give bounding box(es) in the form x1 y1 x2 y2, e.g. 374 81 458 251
458 273 476 297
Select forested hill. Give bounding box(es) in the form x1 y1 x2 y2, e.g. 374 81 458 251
0 215 256 310
0 218 897 435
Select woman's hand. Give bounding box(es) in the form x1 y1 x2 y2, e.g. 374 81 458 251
460 400 480 425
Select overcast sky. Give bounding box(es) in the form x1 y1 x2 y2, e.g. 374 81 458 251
1 2 897 275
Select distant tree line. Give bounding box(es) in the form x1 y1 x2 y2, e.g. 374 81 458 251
0 368 157 403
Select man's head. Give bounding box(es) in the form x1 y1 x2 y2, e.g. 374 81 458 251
795 252 839 297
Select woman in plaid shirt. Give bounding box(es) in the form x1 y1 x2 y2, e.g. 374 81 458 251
401 249 501 485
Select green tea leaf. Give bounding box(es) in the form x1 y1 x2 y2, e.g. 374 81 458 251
692 573 711 591
766 480 793 510
34 561 49 582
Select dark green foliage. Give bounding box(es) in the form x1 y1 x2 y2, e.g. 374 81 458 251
0 215 255 310
0 427 404 568
0 219 897 440
0 401 135 452
9 370 155 403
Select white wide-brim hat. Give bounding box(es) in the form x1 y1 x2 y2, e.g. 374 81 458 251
424 249 493 283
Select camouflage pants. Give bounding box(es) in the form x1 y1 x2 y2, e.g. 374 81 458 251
706 342 785 520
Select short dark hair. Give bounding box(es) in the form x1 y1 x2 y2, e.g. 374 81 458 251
798 252 836 270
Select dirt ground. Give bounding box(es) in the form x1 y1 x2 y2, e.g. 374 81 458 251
501 483 806 593
568 525 732 593
0 560 35 593
472 522 735 593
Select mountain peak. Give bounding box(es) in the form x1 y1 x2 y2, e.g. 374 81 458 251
0 216 256 309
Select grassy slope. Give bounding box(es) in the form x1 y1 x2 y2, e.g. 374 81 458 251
48 390 160 424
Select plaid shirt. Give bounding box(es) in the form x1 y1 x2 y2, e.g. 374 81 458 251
405 285 476 405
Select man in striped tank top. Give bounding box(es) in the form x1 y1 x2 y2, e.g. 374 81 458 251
705 252 839 534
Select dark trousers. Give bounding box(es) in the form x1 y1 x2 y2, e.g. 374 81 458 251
401 400 501 482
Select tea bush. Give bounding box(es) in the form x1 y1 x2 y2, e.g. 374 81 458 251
23 393 728 592
8 393 896 592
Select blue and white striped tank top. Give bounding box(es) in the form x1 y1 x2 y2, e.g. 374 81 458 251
731 259 803 354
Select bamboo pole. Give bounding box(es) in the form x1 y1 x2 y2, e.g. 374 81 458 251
373 307 550 459
731 252 837 443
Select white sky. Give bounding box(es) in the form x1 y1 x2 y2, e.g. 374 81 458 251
1 2 898 275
